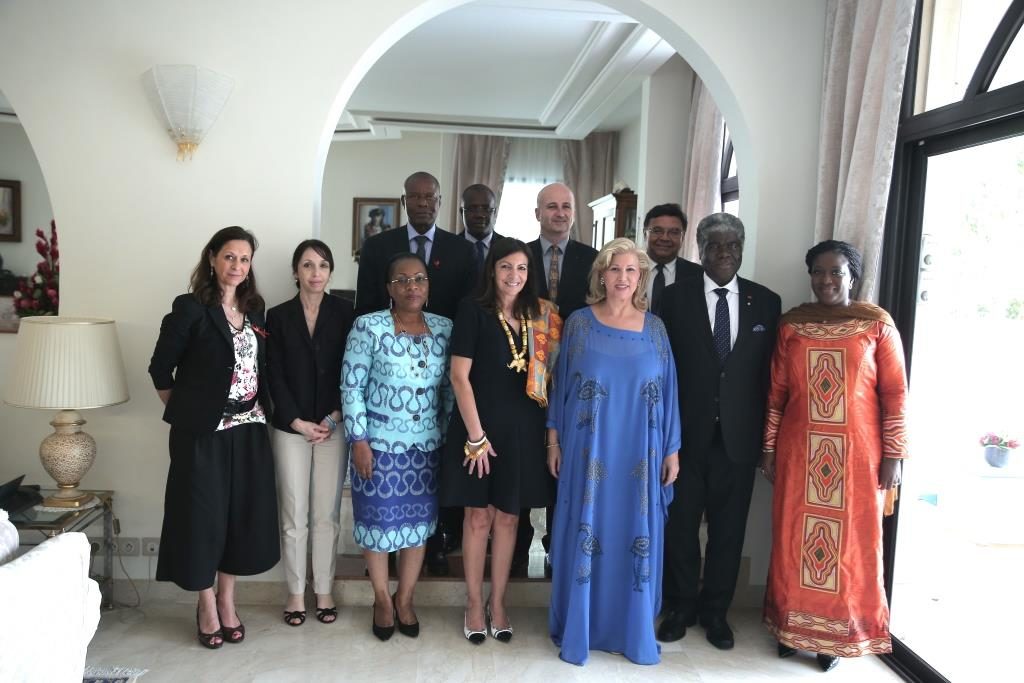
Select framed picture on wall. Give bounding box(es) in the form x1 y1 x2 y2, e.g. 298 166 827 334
352 197 400 259
0 180 21 243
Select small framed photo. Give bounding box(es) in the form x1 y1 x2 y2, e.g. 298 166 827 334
352 197 400 259
0 179 20 243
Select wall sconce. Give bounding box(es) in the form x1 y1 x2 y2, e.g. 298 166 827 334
142 65 234 161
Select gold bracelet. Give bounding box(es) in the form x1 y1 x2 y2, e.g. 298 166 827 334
546 443 560 449
464 438 489 461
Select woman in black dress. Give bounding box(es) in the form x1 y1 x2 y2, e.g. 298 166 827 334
441 238 561 644
149 226 279 649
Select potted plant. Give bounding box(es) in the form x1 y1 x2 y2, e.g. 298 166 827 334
979 432 1019 468
11 221 58 317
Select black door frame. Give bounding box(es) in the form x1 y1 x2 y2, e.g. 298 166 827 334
878 2 1024 681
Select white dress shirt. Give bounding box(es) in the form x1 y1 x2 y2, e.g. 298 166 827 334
646 258 678 304
407 224 437 264
464 231 494 255
703 273 739 349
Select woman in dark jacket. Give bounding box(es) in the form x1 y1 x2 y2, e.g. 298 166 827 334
266 239 354 627
149 226 279 650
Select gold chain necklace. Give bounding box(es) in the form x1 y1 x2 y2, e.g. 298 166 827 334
497 309 529 373
394 309 432 374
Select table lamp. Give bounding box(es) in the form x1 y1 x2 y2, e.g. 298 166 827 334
4 317 129 507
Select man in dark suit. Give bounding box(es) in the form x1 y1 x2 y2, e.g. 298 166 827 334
642 203 704 315
354 170 475 576
658 213 781 650
457 183 504 276
518 182 598 574
527 182 598 319
355 171 475 321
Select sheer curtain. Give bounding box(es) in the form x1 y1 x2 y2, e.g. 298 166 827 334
682 77 724 261
447 134 511 232
562 132 617 245
494 137 563 242
814 0 916 301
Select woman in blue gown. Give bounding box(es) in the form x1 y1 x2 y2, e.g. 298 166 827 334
546 238 681 666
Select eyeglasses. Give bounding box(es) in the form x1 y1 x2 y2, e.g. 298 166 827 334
811 268 850 278
388 275 429 287
705 240 743 253
646 227 683 238
405 193 439 203
462 206 496 216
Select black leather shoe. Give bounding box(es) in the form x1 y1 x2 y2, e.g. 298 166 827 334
778 642 797 658
371 603 394 642
425 549 449 577
393 593 419 638
700 615 735 650
656 610 697 642
817 654 839 672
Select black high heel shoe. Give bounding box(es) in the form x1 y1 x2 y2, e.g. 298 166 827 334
196 607 223 650
817 654 839 672
218 608 245 644
778 642 797 658
393 592 419 638
372 601 395 641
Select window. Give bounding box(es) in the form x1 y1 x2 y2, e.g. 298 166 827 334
494 138 563 242
721 125 739 216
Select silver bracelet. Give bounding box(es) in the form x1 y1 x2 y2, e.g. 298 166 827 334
323 414 337 431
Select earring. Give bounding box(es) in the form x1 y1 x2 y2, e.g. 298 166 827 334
389 297 394 309
599 278 605 286
210 266 214 278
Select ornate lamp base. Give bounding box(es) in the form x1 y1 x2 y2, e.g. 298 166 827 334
39 410 98 508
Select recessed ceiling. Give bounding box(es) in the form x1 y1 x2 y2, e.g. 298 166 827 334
337 0 675 141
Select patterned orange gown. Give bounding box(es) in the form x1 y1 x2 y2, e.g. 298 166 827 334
762 308 908 657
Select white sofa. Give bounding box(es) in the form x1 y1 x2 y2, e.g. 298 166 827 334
0 524 101 682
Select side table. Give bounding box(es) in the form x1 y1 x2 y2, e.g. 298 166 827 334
8 489 115 609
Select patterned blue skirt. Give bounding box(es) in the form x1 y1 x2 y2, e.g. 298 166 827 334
350 446 438 552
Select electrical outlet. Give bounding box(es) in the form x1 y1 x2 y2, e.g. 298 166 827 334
87 537 105 554
114 537 140 556
142 537 160 556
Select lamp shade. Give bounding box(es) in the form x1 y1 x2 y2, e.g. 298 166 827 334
4 317 129 410
141 64 234 160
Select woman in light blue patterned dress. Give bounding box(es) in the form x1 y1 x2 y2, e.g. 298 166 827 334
342 252 453 641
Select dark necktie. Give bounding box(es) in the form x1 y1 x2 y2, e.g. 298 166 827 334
548 245 561 302
651 264 666 313
413 235 428 262
475 239 487 271
713 287 731 363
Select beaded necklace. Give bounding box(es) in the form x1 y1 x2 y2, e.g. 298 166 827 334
497 309 529 373
394 309 432 374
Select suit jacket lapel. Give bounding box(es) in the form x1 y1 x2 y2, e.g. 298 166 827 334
209 304 234 347
732 278 754 355
686 277 716 357
531 240 548 298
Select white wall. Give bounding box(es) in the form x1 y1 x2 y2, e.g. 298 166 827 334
319 132 446 291
0 123 53 275
0 0 826 585
638 55 695 220
613 100 643 192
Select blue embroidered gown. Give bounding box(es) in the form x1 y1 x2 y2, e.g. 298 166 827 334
341 310 453 552
547 307 681 665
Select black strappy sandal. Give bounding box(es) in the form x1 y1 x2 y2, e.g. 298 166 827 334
283 610 307 627
315 606 338 624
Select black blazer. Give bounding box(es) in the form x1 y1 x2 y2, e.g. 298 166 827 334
458 230 506 285
265 293 354 434
149 293 271 434
672 256 705 281
660 274 781 465
355 225 475 320
528 238 598 319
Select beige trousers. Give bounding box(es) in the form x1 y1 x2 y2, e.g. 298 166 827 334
272 427 348 595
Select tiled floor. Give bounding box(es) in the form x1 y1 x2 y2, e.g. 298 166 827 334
85 603 901 682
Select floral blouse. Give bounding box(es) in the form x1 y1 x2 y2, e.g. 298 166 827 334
217 319 266 431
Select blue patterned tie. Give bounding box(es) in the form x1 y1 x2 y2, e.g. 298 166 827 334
475 239 487 271
413 235 428 261
713 287 730 363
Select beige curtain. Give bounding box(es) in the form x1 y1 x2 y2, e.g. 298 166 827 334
681 77 724 261
447 134 511 232
561 132 617 245
814 0 916 301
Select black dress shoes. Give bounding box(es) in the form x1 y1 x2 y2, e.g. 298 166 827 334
700 615 735 650
777 642 797 658
817 654 839 672
656 610 697 642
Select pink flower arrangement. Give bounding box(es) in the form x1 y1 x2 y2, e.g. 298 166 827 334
979 432 1019 450
12 220 59 317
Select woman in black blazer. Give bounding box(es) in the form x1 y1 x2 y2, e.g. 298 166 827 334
149 226 280 650
266 239 354 627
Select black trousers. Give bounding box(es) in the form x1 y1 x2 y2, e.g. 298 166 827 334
662 426 756 618
157 423 280 591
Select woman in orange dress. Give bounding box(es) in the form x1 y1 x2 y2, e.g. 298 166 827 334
760 240 908 672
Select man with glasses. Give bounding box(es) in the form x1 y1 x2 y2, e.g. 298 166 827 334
642 203 704 316
355 171 475 321
456 183 505 275
657 213 781 651
355 171 476 577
